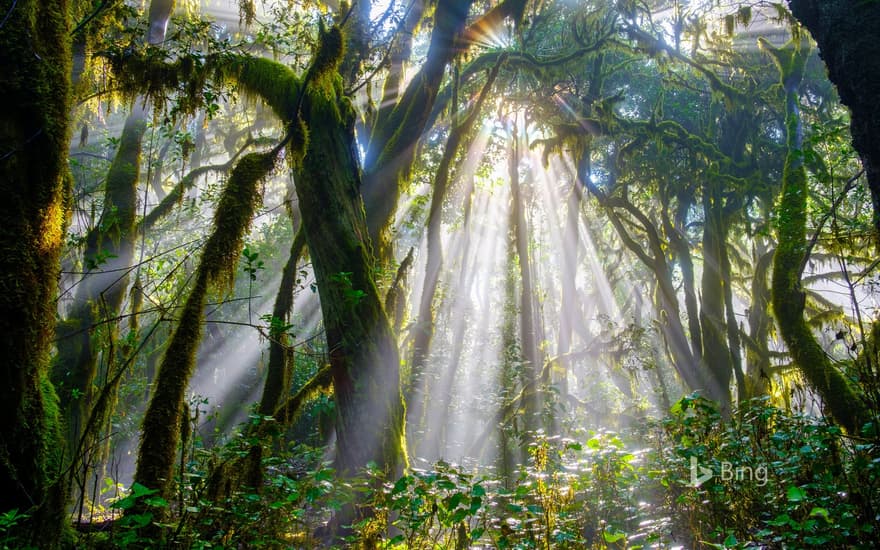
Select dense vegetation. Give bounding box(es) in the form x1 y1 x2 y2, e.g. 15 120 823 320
1 0 879 548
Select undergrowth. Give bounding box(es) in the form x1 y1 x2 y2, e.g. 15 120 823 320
62 397 879 549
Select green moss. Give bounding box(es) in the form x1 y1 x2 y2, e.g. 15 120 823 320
201 151 274 289
307 23 345 86
225 56 301 122
134 150 275 502
768 37 868 434
0 0 72 545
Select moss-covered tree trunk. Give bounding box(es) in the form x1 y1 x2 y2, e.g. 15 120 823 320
765 36 868 434
788 0 880 239
362 0 475 250
0 0 71 544
296 83 406 476
747 241 773 397
133 152 273 502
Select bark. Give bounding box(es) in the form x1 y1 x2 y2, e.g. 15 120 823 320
584 174 719 402
496 214 523 480
384 247 415 335
557 172 583 400
296 83 406 476
765 37 869 434
56 1 175 505
258 223 307 418
147 0 175 45
788 0 880 239
0 0 72 544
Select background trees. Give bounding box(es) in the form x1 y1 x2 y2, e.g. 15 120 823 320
1 0 879 546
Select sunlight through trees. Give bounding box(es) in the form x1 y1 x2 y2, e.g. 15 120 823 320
1 0 880 547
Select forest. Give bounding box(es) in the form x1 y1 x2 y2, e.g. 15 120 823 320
1 0 879 547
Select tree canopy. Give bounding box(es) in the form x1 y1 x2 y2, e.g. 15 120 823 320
1 0 879 547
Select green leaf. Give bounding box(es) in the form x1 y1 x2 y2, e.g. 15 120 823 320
131 482 158 498
603 528 626 543
809 507 830 521
144 496 168 508
786 485 806 502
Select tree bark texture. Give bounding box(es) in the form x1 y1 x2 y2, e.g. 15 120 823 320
788 0 880 238
296 83 406 476
0 0 72 544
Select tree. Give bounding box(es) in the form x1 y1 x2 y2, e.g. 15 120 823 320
788 0 880 239
0 0 72 544
763 35 869 434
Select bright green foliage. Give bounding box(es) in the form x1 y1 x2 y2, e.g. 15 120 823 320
86 396 880 548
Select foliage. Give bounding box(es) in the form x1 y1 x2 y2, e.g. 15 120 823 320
66 397 878 548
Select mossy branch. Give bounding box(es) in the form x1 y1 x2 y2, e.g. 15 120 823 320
138 138 257 233
272 364 334 427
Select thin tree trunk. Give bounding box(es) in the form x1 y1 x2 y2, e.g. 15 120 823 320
258 222 307 418
407 61 502 447
746 241 773 398
699 180 733 413
133 152 273 502
54 112 146 474
509 119 543 431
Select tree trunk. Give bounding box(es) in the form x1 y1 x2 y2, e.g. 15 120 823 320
0 0 72 544
788 0 880 239
296 86 406 476
509 120 543 431
699 180 733 413
746 241 773 398
134 152 272 502
258 223 307 418
54 112 146 478
765 36 868 434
